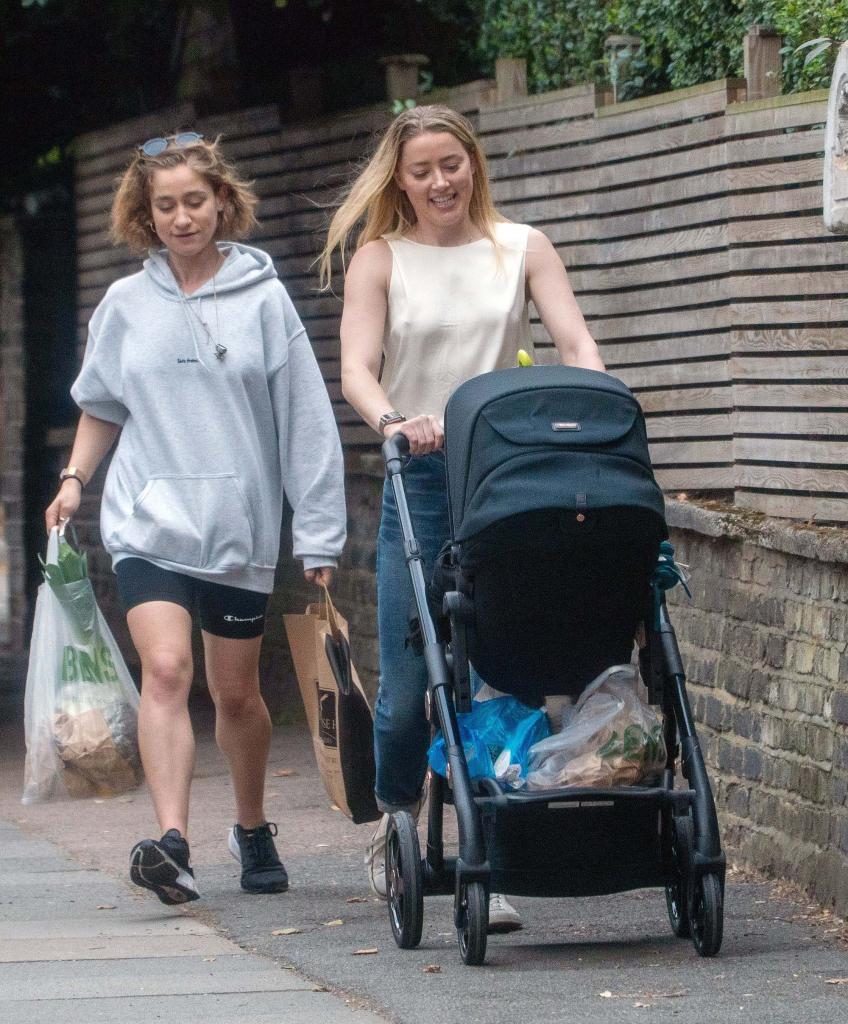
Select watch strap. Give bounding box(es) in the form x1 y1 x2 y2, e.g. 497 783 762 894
378 410 406 433
59 466 85 488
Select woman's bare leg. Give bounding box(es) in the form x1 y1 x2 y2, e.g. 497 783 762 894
202 632 269 828
127 601 195 837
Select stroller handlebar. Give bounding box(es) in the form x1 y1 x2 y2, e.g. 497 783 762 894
382 432 410 474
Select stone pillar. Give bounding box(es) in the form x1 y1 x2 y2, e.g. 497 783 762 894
288 66 324 120
495 57 527 105
604 35 641 103
744 25 782 101
0 217 27 656
380 54 429 103
176 6 240 113
824 41 848 232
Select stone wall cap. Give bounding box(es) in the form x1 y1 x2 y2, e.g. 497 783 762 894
666 498 848 566
746 24 781 38
380 54 429 67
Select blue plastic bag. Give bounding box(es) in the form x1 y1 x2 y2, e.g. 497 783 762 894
427 695 550 788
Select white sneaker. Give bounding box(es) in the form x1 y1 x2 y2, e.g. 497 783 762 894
488 892 522 933
365 780 429 900
365 813 390 898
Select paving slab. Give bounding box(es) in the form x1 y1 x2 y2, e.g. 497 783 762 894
1 991 386 1024
0 812 388 1024
0 951 303 983
0 958 314 1001
0 915 212 940
0 932 242 962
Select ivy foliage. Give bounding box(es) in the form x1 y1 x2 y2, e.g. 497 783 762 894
468 0 848 99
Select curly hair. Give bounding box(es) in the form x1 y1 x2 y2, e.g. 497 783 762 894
110 135 258 254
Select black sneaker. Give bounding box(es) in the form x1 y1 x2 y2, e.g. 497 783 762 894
228 822 289 894
129 829 199 905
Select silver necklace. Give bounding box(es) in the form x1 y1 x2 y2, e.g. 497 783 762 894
181 274 227 361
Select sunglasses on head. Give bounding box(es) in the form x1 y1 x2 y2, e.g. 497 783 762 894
137 132 204 157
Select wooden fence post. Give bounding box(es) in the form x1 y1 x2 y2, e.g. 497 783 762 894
380 54 429 102
495 58 527 105
744 25 782 101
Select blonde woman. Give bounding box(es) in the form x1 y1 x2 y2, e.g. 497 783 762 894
321 105 604 932
45 133 346 903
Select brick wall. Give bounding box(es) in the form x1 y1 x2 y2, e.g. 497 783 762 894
0 217 29 709
665 499 848 914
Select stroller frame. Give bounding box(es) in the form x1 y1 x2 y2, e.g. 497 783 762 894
381 431 725 966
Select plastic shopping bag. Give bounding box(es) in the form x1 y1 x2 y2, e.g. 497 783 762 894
428 695 550 788
526 664 666 790
22 527 142 803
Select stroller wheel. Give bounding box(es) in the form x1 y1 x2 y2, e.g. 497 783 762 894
386 812 423 949
456 881 488 966
689 872 724 957
665 814 693 939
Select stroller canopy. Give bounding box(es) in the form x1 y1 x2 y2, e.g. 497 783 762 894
444 366 666 542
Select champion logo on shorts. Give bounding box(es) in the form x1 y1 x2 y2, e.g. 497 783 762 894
223 613 264 623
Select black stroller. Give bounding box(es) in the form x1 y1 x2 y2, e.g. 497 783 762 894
380 365 725 966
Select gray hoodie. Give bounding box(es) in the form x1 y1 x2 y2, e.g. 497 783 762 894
71 242 346 593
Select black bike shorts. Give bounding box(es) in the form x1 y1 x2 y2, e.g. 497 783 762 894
115 557 269 639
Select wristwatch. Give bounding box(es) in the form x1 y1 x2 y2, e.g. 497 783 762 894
59 466 86 488
377 410 406 434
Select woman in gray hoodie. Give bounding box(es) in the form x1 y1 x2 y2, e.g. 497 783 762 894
45 133 346 904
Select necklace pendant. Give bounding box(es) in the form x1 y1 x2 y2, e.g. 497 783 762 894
215 343 227 361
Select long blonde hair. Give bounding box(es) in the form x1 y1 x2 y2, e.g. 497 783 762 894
319 105 502 289
111 136 258 254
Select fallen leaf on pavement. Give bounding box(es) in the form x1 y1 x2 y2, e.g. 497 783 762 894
272 927 301 936
826 979 848 985
600 990 687 1001
423 965 442 973
346 897 369 903
353 948 379 955
96 905 116 910
324 919 344 926
272 769 298 777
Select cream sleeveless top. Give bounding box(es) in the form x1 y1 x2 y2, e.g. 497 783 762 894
381 220 533 419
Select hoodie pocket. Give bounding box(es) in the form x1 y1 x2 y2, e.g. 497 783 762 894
119 474 255 571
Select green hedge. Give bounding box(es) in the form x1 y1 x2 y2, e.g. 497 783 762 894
471 0 848 99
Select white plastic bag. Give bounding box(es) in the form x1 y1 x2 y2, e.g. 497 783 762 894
22 528 142 803
526 664 666 790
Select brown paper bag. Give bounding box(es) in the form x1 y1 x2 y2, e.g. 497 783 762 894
284 587 380 824
53 707 142 797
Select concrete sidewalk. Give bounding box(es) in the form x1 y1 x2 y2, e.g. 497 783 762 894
0 706 386 1024
4 700 848 1024
0 821 386 1023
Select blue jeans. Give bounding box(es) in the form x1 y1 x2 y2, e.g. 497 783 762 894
374 453 450 813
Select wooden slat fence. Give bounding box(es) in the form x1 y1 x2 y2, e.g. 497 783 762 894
74 77 848 522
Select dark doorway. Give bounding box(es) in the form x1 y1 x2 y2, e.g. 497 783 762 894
20 175 77 623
